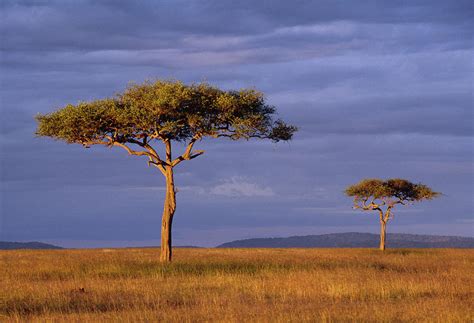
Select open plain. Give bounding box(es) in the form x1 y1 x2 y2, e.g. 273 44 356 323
1 248 473 322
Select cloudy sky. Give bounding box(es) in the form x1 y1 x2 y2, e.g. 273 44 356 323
1 0 472 247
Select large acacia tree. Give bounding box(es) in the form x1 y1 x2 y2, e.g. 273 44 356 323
36 80 297 262
345 178 440 250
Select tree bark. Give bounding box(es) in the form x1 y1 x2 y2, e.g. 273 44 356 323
379 220 386 251
160 165 176 263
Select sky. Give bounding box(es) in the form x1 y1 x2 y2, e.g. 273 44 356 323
0 0 473 247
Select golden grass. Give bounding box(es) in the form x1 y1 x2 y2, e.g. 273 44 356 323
1 248 473 322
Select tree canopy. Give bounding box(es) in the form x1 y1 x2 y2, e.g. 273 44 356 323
36 80 296 147
345 178 440 210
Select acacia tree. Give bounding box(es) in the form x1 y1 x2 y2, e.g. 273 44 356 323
345 178 440 250
36 80 297 262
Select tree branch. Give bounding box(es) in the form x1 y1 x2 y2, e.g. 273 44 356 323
142 142 167 167
396 199 406 206
353 197 388 224
215 132 271 140
147 160 166 175
81 140 110 148
384 206 393 222
355 197 383 211
172 135 205 167
113 142 152 157
112 141 167 175
377 208 385 222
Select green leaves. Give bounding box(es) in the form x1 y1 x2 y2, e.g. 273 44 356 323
269 120 298 142
345 179 387 199
35 99 117 144
345 178 440 202
35 80 297 145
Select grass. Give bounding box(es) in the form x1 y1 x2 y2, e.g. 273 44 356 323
1 248 473 322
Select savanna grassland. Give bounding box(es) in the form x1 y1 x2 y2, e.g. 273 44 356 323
1 248 473 322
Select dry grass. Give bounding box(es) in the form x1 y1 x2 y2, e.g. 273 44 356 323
1 248 473 322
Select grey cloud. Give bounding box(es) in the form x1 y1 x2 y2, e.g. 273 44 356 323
208 176 275 197
1 0 472 244
2 0 472 53
289 91 473 137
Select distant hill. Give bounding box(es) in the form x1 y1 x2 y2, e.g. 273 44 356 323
0 241 63 250
129 245 202 249
217 232 474 248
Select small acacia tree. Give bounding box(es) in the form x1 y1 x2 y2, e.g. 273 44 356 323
345 178 440 250
36 80 297 262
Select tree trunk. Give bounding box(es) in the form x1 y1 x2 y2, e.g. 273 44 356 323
160 166 176 263
379 220 386 251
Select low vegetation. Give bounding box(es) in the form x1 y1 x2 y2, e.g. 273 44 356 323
1 248 472 321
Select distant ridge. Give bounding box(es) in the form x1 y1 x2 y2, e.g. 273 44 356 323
0 242 203 250
217 232 474 248
128 245 202 249
0 241 63 250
